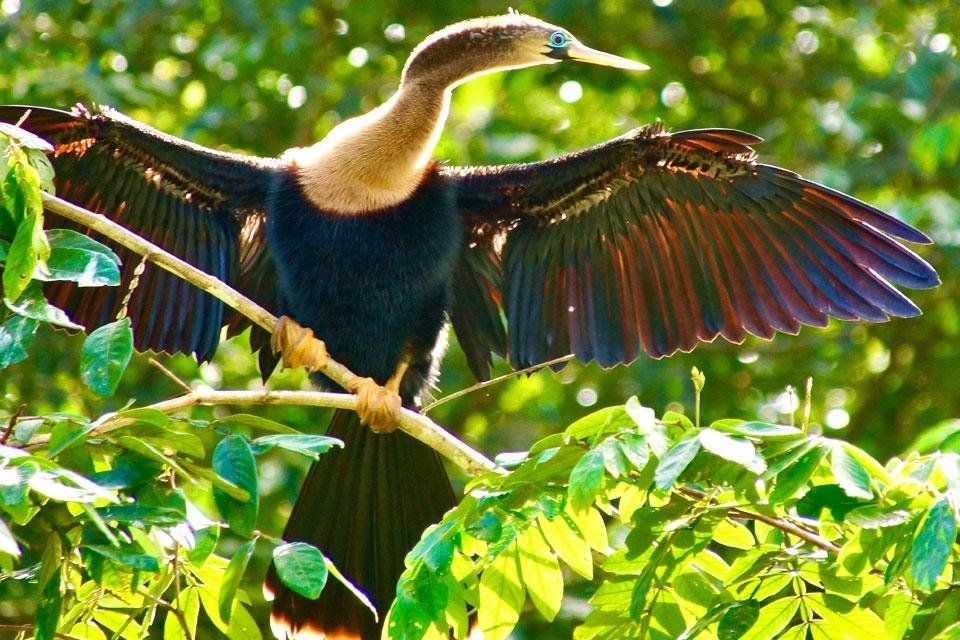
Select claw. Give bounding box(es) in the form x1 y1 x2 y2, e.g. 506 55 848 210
348 360 410 434
350 377 402 433
271 316 329 373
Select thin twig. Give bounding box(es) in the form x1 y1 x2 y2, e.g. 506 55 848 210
148 358 193 393
678 486 841 555
1 404 25 444
422 354 575 413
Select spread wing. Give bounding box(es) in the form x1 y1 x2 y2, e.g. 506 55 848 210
442 123 939 378
0 104 280 363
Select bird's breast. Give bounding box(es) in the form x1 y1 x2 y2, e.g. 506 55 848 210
264 164 462 383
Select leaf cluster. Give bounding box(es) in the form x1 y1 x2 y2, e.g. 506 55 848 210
389 394 960 640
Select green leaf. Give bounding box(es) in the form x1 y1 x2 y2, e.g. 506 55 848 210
3 211 48 302
479 542 524 640
4 284 82 329
164 587 200 640
569 448 605 511
0 313 38 367
617 433 650 470
0 516 20 557
845 506 911 529
47 420 100 458
34 570 62 640
213 413 300 434
718 599 760 640
249 434 343 459
212 435 259 537
770 445 825 502
226 602 262 640
721 421 803 439
537 512 592 579
713 519 756 550
831 444 873 499
517 524 563 622
911 497 957 590
83 544 160 572
699 428 765 472
654 436 701 490
804 593 890 640
907 588 960 640
884 591 919 640
187 527 220 565
466 511 503 543
601 436 629 478
740 596 800 640
36 229 120 286
80 317 133 395
273 542 328 600
95 502 186 527
219 539 256 623
116 407 172 427
565 405 636 440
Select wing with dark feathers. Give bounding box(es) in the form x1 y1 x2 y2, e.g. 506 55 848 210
0 104 280 363
442 123 939 374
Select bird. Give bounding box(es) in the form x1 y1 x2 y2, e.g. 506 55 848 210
0 11 939 640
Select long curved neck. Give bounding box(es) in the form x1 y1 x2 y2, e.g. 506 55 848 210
288 74 454 215
288 16 549 215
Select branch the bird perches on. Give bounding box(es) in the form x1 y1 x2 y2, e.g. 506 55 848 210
37 191 499 476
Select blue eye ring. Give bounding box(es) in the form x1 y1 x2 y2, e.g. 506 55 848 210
549 31 568 48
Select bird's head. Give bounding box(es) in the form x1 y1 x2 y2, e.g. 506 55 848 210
401 13 648 89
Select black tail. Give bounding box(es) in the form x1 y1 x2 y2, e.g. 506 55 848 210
265 409 456 639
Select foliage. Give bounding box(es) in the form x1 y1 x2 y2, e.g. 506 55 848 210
389 385 960 640
0 1 959 639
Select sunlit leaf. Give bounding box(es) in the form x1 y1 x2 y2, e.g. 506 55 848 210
219 539 256 622
537 512 592 579
517 525 562 622
164 587 200 640
770 445 825 502
478 542 524 640
911 497 957 590
699 428 765 472
654 436 701 490
831 444 873 499
569 448 605 511
740 596 800 640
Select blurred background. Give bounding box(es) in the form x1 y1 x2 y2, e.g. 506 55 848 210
1 0 958 636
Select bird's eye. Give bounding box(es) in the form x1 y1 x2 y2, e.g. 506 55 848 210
549 31 568 48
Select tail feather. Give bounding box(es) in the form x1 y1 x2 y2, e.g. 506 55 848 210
266 409 456 639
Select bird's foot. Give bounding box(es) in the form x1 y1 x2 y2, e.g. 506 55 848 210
270 316 329 373
348 361 409 434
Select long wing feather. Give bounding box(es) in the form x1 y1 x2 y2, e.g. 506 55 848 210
0 104 280 362
443 123 938 374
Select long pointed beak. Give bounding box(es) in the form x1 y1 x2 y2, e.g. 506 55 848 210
566 40 649 71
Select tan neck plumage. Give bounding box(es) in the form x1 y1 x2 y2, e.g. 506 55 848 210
287 78 450 215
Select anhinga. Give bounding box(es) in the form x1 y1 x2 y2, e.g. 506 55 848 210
1 12 938 640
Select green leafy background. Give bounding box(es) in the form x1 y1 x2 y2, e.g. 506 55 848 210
0 0 958 638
